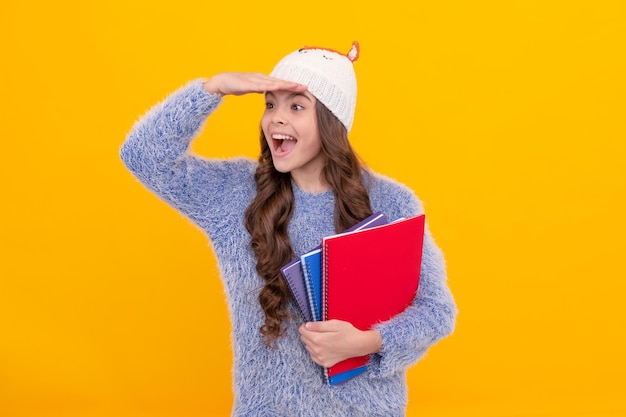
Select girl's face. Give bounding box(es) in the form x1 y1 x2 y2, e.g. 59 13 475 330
261 90 327 192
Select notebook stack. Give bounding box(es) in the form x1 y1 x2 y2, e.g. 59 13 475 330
281 212 425 385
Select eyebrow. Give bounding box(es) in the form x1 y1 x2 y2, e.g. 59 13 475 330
265 91 313 102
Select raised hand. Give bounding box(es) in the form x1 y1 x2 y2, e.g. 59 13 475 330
202 72 307 96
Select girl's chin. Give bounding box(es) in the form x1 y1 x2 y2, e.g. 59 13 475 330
271 159 292 174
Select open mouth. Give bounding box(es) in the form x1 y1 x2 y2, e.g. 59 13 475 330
272 133 297 154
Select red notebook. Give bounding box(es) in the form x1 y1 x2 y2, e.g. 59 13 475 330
321 214 426 380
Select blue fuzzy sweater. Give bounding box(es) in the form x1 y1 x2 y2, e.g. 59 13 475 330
120 79 457 417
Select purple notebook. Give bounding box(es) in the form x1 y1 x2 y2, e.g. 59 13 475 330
280 212 388 321
282 257 314 322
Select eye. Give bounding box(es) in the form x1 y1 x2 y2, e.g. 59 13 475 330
291 104 304 111
265 102 275 110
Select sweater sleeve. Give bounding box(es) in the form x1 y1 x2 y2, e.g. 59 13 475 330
367 178 458 378
119 79 253 239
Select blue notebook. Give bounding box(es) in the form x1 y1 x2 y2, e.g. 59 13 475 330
328 365 368 386
300 249 323 322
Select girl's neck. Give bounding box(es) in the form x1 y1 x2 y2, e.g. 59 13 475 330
291 172 331 194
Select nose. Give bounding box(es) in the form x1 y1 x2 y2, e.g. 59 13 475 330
271 106 288 125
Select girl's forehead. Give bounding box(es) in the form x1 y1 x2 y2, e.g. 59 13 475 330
266 90 317 102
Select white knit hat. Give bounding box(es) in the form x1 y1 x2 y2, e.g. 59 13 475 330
270 41 360 133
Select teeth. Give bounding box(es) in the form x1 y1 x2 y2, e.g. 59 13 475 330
272 134 296 140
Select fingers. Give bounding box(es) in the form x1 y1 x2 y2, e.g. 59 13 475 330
299 330 337 367
300 320 343 333
298 321 356 368
203 72 307 96
265 79 308 93
256 73 307 93
298 323 327 360
232 72 298 95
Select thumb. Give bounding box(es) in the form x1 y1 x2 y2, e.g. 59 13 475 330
304 321 329 332
305 320 342 333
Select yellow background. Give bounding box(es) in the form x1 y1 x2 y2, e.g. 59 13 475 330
1 1 625 416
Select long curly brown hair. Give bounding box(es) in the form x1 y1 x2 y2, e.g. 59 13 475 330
244 100 373 346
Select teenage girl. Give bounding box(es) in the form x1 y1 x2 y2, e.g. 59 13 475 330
121 42 457 417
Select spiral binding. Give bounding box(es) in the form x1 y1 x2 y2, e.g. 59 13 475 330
322 241 329 323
